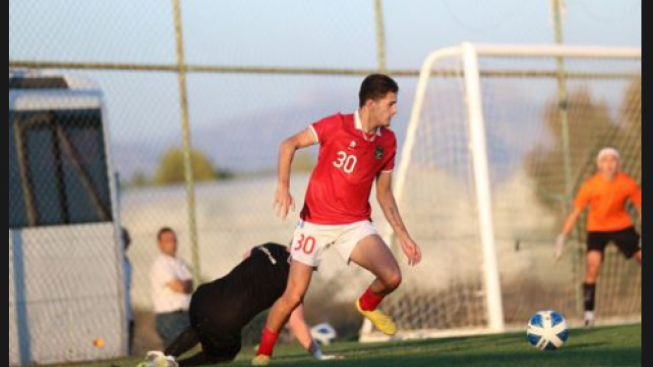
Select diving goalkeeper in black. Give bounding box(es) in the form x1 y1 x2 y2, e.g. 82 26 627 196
153 243 336 367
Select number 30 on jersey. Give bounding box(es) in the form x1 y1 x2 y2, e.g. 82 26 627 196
333 151 358 174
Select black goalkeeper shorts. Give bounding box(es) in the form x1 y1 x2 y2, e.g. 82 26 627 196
587 227 641 259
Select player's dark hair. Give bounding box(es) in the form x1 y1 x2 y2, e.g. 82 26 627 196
359 74 399 108
157 227 176 242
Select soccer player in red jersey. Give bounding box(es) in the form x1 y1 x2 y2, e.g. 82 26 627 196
253 75 422 366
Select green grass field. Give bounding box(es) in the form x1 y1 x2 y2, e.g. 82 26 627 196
62 325 641 367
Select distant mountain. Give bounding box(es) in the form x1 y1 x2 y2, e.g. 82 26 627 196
112 83 545 183
112 91 367 180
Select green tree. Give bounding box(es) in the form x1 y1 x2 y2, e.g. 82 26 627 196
614 78 642 178
527 87 614 211
154 148 220 186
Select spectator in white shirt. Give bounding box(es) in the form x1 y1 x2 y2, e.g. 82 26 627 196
150 227 194 347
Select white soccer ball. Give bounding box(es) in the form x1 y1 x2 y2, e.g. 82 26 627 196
311 324 337 346
527 311 570 351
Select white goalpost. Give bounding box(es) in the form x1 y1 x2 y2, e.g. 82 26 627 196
361 43 642 342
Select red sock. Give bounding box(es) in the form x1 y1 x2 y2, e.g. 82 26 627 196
359 287 385 312
257 329 279 357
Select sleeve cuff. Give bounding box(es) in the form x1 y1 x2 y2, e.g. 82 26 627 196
309 125 319 144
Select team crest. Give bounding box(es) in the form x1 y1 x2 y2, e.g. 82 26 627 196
375 146 385 160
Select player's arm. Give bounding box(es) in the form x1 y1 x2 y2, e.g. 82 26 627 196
376 172 422 266
288 304 339 361
561 208 584 237
556 181 594 259
153 262 193 295
560 181 591 237
165 279 193 295
275 129 318 221
556 206 585 261
288 304 313 351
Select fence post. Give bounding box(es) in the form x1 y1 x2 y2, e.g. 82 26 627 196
172 0 202 287
374 0 388 73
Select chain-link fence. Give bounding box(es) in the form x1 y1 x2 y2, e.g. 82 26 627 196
9 0 642 365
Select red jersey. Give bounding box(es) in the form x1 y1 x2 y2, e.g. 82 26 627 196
300 113 398 225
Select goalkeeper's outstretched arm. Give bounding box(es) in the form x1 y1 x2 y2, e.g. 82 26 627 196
288 304 339 361
556 208 585 260
561 208 584 238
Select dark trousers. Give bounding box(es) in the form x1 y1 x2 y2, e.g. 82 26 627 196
156 311 191 348
128 321 136 356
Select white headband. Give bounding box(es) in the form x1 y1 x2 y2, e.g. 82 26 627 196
597 148 621 164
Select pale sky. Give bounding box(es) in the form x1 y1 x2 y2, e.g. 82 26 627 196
9 0 642 149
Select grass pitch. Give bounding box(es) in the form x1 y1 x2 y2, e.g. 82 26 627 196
57 325 641 367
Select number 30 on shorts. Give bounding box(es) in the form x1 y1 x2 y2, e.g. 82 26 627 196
295 234 317 255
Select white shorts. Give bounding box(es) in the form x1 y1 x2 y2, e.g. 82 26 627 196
291 220 381 269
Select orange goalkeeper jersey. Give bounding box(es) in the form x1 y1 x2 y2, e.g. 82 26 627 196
575 173 642 233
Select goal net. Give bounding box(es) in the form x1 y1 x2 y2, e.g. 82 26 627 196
362 44 642 342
